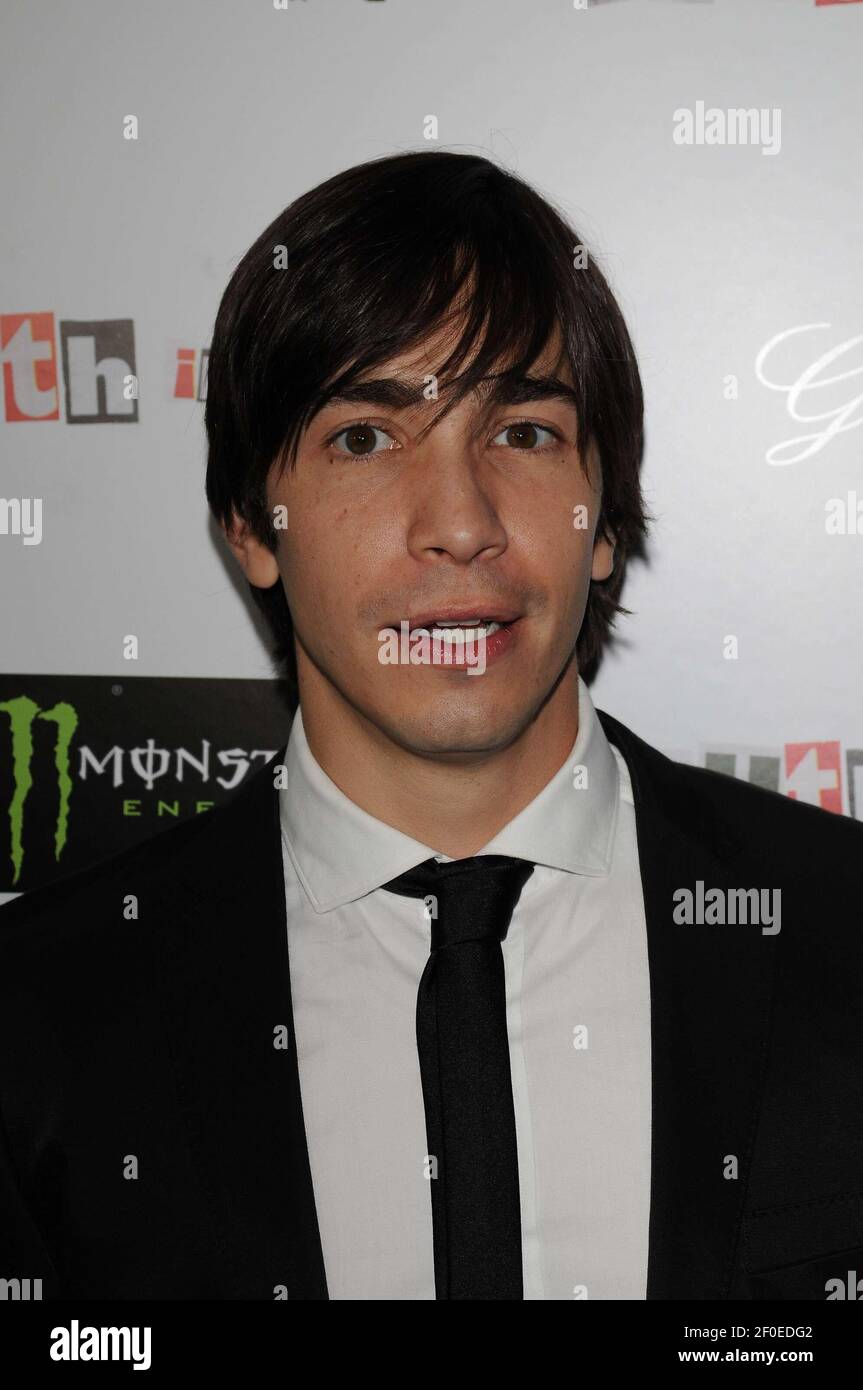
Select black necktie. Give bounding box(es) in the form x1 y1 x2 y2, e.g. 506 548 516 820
381 853 535 1299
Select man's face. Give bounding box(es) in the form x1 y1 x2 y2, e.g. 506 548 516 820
233 323 614 757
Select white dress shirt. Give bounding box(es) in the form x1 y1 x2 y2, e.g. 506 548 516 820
279 675 651 1299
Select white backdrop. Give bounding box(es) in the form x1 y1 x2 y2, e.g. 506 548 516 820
2 0 861 796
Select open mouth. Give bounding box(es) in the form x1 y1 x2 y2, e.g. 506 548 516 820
390 611 523 667
408 618 510 639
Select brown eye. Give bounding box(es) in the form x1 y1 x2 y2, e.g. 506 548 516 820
328 424 396 457
509 423 538 448
344 426 376 455
492 422 558 450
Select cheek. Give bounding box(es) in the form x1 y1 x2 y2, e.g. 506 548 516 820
279 507 368 628
519 496 595 580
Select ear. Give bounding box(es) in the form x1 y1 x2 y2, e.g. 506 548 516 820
591 528 616 583
222 511 281 589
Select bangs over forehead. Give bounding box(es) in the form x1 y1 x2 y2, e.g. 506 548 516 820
208 151 617 484
288 244 577 463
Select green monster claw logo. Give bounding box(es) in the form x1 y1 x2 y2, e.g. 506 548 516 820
0 696 78 886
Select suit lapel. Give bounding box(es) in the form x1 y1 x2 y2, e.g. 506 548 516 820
597 709 780 1299
155 747 329 1299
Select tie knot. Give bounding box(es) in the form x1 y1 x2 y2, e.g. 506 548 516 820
381 854 534 949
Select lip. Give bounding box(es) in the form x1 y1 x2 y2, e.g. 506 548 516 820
426 616 522 669
403 607 521 630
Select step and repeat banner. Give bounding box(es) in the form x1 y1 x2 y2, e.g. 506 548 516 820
0 676 295 895
2 0 861 905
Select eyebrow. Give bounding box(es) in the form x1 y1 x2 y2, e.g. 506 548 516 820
318 373 580 414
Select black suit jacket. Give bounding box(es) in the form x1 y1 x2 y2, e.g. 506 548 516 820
1 708 862 1301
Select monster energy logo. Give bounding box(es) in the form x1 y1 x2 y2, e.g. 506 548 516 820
0 696 78 886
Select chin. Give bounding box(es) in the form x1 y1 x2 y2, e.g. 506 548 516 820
382 694 528 759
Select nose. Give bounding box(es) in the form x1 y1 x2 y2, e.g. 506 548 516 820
404 435 509 567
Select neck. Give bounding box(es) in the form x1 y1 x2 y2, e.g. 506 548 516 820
296 661 581 859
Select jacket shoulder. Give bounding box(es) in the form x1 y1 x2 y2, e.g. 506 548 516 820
0 748 282 960
675 754 863 848
0 804 208 933
598 704 863 867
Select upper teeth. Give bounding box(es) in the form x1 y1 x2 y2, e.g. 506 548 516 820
421 620 501 638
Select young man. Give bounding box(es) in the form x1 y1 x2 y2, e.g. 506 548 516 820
1 151 862 1302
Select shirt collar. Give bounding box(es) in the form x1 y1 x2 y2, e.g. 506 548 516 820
280 674 620 913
